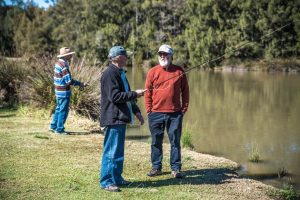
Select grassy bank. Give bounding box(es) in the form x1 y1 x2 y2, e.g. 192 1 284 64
0 107 286 200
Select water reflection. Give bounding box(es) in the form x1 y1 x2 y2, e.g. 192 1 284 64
125 66 300 189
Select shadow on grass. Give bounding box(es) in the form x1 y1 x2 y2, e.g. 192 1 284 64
68 131 94 135
126 135 150 140
46 130 101 135
0 113 16 118
125 168 238 188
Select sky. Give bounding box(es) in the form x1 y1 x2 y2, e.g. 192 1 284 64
31 0 52 8
4 0 52 8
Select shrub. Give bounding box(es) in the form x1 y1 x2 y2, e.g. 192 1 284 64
69 58 104 119
17 56 56 109
27 56 103 120
0 57 28 107
1 56 103 120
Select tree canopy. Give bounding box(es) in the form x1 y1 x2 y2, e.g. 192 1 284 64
1 0 299 67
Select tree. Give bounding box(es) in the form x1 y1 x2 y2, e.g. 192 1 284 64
1 0 299 64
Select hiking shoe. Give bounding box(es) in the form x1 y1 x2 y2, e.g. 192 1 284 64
171 170 184 178
147 169 162 177
103 185 120 192
117 180 132 186
55 131 69 135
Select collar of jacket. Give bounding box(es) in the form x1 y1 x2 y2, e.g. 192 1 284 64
109 63 127 73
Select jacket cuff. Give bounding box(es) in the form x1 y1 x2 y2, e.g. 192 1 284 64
132 91 138 99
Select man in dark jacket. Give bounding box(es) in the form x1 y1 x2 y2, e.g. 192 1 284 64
99 46 145 192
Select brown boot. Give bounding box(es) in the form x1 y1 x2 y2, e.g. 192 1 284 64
147 169 162 177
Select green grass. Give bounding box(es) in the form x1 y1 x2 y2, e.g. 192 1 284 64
0 107 282 200
278 184 300 200
268 183 300 200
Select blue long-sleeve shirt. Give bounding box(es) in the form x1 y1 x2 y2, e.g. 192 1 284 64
54 59 81 98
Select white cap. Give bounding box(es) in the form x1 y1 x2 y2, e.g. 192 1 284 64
158 44 173 55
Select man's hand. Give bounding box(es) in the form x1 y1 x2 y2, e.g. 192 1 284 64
135 89 147 97
79 82 89 90
135 112 144 125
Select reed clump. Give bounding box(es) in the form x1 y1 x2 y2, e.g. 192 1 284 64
181 126 194 149
249 145 261 163
278 167 288 179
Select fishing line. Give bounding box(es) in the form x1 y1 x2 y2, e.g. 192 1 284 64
146 21 296 92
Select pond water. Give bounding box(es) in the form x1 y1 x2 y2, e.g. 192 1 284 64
125 66 300 190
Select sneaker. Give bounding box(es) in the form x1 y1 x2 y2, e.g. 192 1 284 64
103 185 120 192
48 128 55 132
117 180 132 186
55 131 69 135
171 170 184 178
147 169 162 177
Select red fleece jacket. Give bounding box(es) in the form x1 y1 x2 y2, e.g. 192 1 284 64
144 64 189 113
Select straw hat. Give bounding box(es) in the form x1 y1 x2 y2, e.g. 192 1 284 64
57 47 75 58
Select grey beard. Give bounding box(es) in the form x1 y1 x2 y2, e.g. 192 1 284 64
159 59 170 67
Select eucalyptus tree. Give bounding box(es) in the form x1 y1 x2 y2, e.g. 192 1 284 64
0 5 23 55
256 0 300 58
1 0 300 64
183 0 227 67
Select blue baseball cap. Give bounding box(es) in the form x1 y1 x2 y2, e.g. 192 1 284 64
108 46 127 59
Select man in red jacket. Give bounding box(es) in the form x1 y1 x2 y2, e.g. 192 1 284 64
144 44 189 178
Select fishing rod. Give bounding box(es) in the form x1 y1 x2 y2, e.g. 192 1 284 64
146 21 296 91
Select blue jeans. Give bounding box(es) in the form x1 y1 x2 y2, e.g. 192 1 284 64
100 124 126 188
50 97 70 132
148 112 183 171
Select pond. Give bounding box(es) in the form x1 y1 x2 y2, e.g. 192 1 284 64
125 66 300 190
